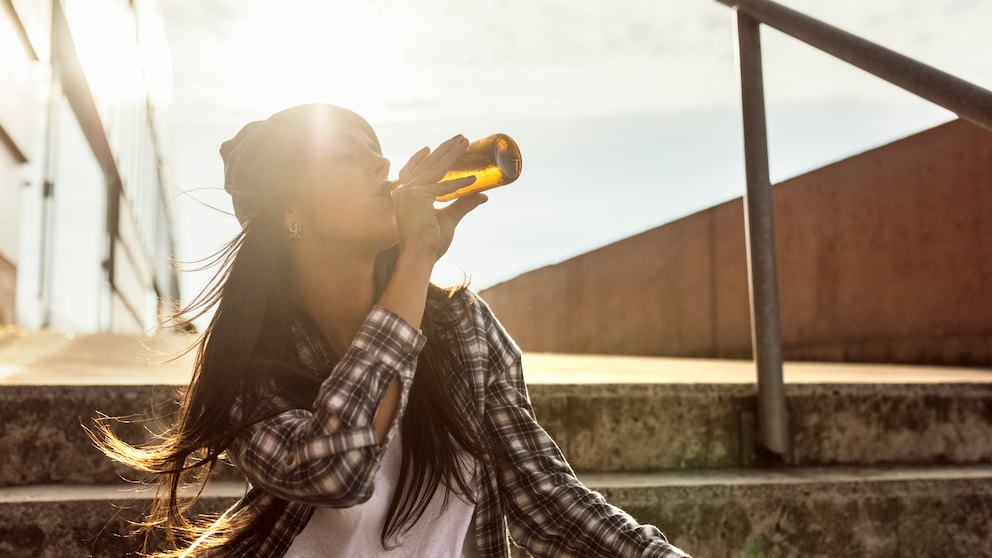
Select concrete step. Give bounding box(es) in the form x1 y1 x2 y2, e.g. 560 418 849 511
0 481 242 558
531 379 992 473
3 376 992 486
2 331 990 484
0 384 247 486
1 466 989 558
588 464 992 558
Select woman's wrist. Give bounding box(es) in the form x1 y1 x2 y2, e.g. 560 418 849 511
376 246 434 329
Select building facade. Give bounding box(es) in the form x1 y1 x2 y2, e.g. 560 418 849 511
0 0 178 333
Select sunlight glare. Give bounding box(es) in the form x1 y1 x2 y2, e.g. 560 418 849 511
226 0 414 123
64 0 144 105
62 0 173 106
135 0 174 106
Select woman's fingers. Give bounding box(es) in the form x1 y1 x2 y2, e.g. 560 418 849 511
388 134 482 260
391 175 476 204
431 175 476 199
399 135 468 186
398 146 431 178
438 192 488 226
435 192 488 256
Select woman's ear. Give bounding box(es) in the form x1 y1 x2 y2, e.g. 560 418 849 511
284 206 304 241
283 206 298 230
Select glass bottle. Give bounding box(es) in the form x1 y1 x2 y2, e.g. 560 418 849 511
435 134 522 202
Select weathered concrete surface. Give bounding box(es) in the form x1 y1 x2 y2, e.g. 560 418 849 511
0 483 242 558
3 379 991 485
2 333 990 555
0 384 178 486
481 119 992 366
0 383 247 486
2 330 990 478
530 383 755 471
529 381 992 472
1 468 990 558
589 465 992 558
785 383 992 467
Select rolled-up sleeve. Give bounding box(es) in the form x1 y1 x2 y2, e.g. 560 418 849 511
228 306 425 507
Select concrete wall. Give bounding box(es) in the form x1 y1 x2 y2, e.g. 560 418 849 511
480 119 992 365
0 2 38 327
0 254 14 325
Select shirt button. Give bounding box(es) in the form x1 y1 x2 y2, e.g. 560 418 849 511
401 342 413 354
285 454 297 468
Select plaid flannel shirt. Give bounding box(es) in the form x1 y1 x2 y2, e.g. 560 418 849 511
208 292 690 557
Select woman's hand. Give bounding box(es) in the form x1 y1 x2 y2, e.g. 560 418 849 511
389 135 489 262
378 135 488 331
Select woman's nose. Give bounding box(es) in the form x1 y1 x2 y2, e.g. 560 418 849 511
371 154 390 178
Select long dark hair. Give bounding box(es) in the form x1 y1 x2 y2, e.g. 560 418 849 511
91 110 488 555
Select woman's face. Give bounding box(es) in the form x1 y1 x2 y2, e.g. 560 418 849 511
285 117 396 254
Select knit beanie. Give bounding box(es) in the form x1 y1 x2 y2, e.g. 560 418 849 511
219 104 380 226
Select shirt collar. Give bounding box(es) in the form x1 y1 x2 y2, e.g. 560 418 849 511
291 311 337 371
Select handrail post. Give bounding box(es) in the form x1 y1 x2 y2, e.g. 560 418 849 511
734 10 790 463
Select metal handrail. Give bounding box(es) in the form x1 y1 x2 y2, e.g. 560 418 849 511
733 11 789 464
715 0 992 464
717 0 992 132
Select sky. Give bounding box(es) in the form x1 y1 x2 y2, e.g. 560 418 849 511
155 0 992 308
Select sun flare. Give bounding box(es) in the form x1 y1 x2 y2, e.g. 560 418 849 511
226 0 414 123
63 0 173 106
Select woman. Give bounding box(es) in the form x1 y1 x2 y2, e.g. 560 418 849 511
96 104 690 557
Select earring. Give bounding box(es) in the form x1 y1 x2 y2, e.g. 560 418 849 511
288 221 302 240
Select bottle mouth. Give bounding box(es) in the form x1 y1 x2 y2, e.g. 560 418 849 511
379 179 398 197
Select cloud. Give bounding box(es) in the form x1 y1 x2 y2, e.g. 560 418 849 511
158 0 992 300
160 0 992 131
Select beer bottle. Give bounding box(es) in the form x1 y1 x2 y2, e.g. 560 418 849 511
435 134 522 202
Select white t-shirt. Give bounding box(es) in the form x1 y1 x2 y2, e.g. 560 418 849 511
285 435 479 557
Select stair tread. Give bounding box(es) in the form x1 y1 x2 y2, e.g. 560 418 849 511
577 463 992 487
3 465 990 504
2 331 990 386
0 481 247 503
